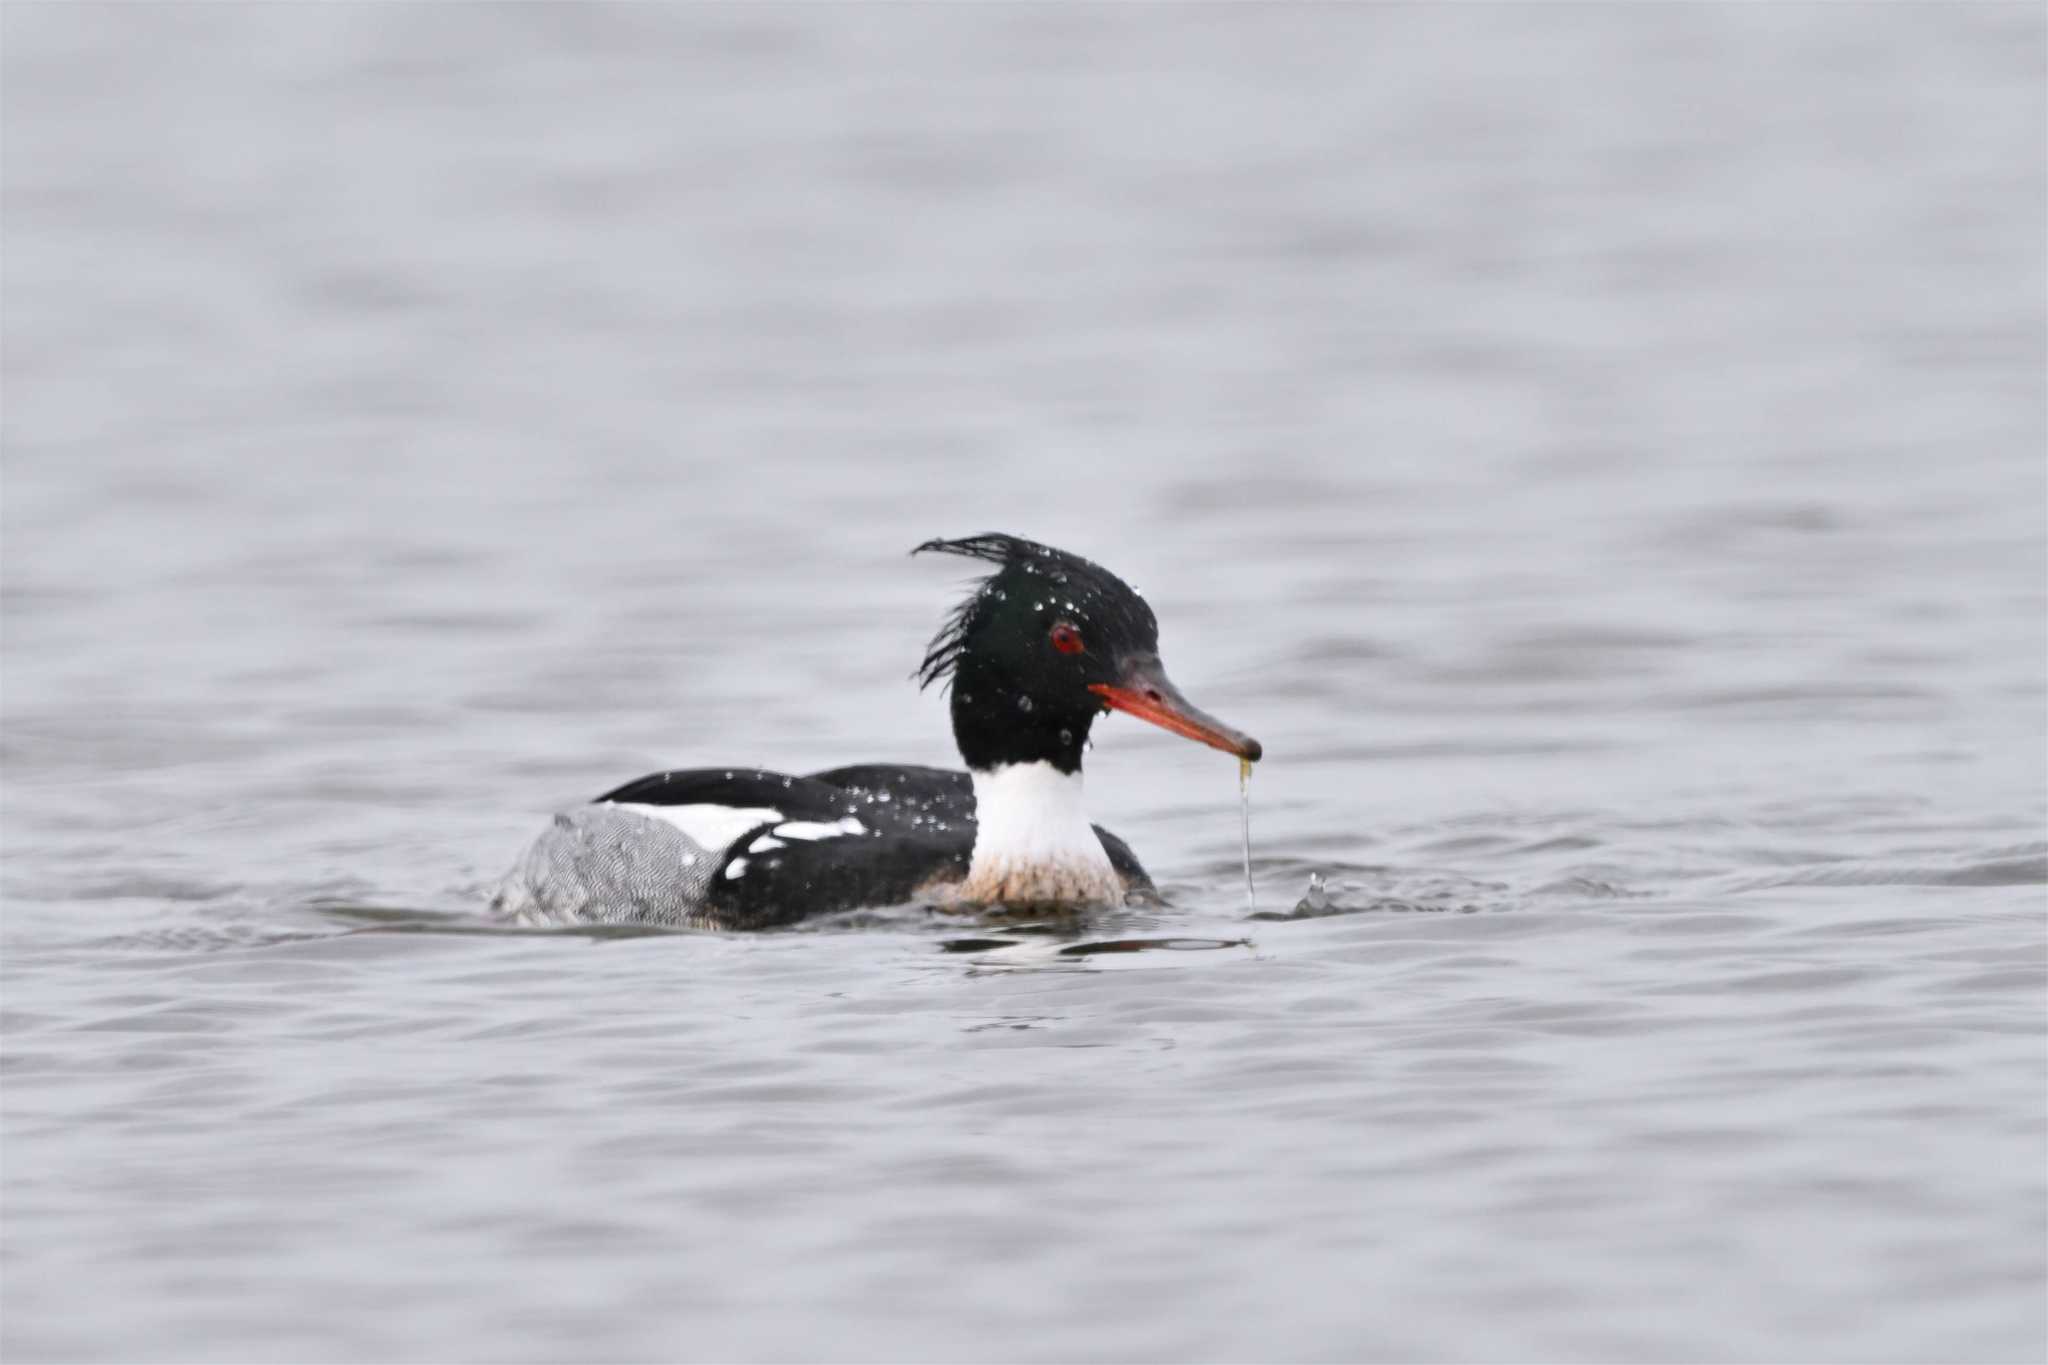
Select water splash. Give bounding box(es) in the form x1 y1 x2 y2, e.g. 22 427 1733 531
1239 756 1257 915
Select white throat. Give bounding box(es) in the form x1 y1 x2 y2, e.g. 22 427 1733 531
962 762 1122 906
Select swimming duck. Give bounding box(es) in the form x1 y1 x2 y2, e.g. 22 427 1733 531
491 534 1260 929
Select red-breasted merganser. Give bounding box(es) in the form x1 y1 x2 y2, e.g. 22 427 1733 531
491 534 1261 929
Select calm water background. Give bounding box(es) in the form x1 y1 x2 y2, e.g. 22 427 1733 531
4 6 2045 1362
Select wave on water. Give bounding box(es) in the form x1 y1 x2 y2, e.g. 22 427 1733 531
1721 848 2047 891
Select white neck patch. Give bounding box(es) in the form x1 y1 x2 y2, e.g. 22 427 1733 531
962 762 1121 905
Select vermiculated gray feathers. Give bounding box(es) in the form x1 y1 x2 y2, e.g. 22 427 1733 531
490 806 722 928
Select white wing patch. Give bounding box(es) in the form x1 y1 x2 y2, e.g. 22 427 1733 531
608 807 867 858
612 803 781 852
773 816 868 841
610 808 869 887
737 816 863 867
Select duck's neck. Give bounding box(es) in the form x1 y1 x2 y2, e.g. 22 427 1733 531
960 761 1121 906
948 657 1094 773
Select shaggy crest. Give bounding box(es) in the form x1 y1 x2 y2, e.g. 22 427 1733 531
910 533 1156 691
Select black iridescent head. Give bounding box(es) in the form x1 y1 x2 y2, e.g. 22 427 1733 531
913 533 1261 774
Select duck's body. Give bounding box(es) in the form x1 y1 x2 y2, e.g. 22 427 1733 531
491 535 1258 930
492 761 1152 930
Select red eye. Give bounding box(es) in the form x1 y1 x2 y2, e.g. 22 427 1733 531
1050 621 1086 656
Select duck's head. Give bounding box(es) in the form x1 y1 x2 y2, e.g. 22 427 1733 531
914 533 1261 775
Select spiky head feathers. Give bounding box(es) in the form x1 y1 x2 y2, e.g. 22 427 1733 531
911 534 1158 694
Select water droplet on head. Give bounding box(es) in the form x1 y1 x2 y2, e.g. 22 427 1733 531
1017 695 1034 713
1059 727 1073 746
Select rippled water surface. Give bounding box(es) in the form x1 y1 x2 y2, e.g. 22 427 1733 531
5 7 2045 1362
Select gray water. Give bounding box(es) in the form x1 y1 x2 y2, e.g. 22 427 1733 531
4 6 2045 1362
